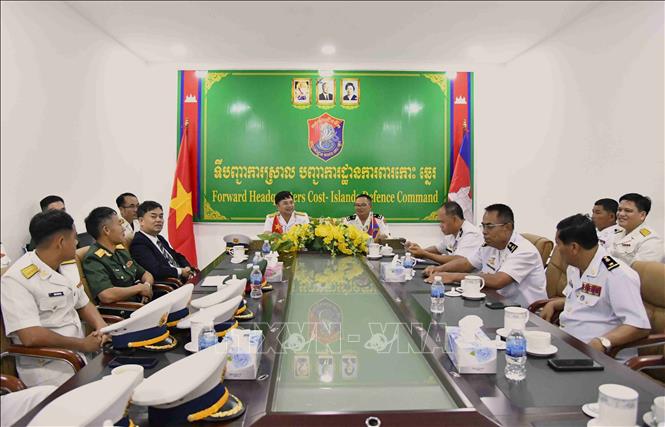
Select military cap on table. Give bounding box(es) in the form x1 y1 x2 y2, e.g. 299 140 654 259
177 295 243 342
130 283 194 328
191 276 254 321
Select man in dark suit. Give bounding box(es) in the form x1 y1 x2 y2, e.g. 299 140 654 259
318 81 333 100
130 201 195 282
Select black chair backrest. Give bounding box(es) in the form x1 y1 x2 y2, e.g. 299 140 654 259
77 233 95 248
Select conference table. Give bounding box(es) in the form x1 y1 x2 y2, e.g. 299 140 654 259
16 248 663 426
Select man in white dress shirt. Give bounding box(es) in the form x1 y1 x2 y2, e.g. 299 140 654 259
263 191 309 234
591 198 621 249
609 193 664 264
116 192 140 244
343 194 390 240
433 204 547 307
540 214 650 355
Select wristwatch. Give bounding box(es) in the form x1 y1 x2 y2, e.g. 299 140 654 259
597 336 612 352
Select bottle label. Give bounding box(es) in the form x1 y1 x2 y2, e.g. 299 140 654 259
506 338 526 357
431 287 444 298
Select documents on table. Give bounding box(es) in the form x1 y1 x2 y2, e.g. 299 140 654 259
200 275 229 287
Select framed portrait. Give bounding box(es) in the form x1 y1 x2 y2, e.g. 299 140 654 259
341 355 359 379
317 355 334 382
294 355 310 378
316 78 335 106
341 78 360 106
292 78 311 106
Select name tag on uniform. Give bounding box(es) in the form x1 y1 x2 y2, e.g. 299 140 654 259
581 282 602 297
48 291 65 297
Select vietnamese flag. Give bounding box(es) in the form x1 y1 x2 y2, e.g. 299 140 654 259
168 120 198 267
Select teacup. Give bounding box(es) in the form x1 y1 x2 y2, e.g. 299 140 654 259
111 364 144 388
653 396 665 424
368 243 381 257
461 275 485 295
380 245 394 256
525 330 551 352
190 319 207 351
229 245 246 260
597 384 638 426
504 307 529 330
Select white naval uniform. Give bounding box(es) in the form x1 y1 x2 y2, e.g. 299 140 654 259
0 252 89 387
467 232 547 308
434 220 484 259
343 212 391 238
119 217 139 241
263 211 310 233
0 385 56 426
609 224 664 265
596 224 622 250
559 247 650 346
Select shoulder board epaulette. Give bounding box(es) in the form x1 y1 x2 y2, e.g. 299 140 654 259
507 242 518 253
94 248 108 258
614 228 623 234
639 228 651 237
21 264 39 279
61 259 76 265
295 211 307 216
602 256 620 271
267 212 278 218
347 214 357 220
115 244 126 250
372 213 384 219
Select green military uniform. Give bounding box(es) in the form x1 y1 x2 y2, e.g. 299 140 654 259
82 242 146 302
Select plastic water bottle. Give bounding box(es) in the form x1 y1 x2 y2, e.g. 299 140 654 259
505 328 527 381
430 276 445 313
252 251 262 265
250 265 263 299
403 252 415 279
262 240 271 256
198 321 217 351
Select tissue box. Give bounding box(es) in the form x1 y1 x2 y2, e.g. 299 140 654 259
379 262 406 282
224 329 263 380
444 327 497 374
265 262 283 283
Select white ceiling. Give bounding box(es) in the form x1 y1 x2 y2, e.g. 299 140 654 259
67 1 600 68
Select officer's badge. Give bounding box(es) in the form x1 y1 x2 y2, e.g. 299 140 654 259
158 312 168 327
507 242 518 253
307 113 344 162
639 228 651 237
308 298 341 345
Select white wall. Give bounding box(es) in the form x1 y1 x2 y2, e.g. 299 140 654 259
475 1 664 241
2 1 663 268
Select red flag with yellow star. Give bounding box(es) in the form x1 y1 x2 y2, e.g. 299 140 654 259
168 120 198 267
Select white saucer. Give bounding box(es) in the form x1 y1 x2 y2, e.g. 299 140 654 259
444 290 462 297
230 256 249 264
367 254 382 260
643 411 656 427
582 402 599 418
184 342 198 353
381 252 394 257
494 340 506 350
496 328 509 338
526 344 558 357
587 419 638 427
462 292 486 300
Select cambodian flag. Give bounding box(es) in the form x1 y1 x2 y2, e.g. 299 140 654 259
448 126 473 222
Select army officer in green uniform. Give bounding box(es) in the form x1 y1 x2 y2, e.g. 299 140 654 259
82 207 154 304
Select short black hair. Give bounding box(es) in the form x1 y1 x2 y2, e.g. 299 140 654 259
345 82 355 90
116 192 137 208
275 191 293 205
484 203 514 225
85 207 118 240
594 198 618 216
137 201 163 218
619 193 651 214
556 214 598 250
356 194 372 203
29 210 75 247
441 201 464 220
39 195 64 212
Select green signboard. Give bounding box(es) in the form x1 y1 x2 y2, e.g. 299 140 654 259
193 70 454 222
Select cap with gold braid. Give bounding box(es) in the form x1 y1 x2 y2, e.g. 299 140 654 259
132 342 245 424
131 283 194 328
190 276 255 320
177 295 242 339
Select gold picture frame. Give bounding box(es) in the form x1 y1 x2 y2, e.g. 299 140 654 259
341 78 360 107
316 78 335 107
292 78 312 108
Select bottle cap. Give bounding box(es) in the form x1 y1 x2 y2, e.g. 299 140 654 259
434 276 442 281
405 252 411 256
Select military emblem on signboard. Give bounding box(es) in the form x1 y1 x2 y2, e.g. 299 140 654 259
308 298 341 345
307 113 344 161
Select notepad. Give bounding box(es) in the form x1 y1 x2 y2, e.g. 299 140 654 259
199 275 229 287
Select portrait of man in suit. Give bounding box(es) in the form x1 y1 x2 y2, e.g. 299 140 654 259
317 78 335 105
341 78 360 106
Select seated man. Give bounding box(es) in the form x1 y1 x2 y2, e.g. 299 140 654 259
263 191 309 234
82 207 154 304
115 192 140 244
431 204 547 308
609 193 664 264
39 195 66 212
592 198 620 249
541 214 650 355
130 201 195 282
1 210 108 387
406 201 482 275
343 194 390 240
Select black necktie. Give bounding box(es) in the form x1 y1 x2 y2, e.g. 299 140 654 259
156 239 179 268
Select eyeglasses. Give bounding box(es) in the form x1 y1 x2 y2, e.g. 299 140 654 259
480 222 509 230
122 204 139 209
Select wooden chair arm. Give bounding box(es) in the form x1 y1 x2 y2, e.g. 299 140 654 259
0 374 27 393
98 301 143 310
152 284 173 296
161 277 182 287
3 345 86 372
609 333 665 358
101 314 124 324
625 354 665 371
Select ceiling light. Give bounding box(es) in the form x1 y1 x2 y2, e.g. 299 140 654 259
321 45 336 55
318 70 334 77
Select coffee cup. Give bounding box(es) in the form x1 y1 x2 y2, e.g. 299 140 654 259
525 330 551 352
461 275 485 295
111 364 144 388
229 245 246 259
504 306 528 330
597 384 638 426
190 319 206 351
368 243 380 257
653 396 665 424
380 245 394 256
